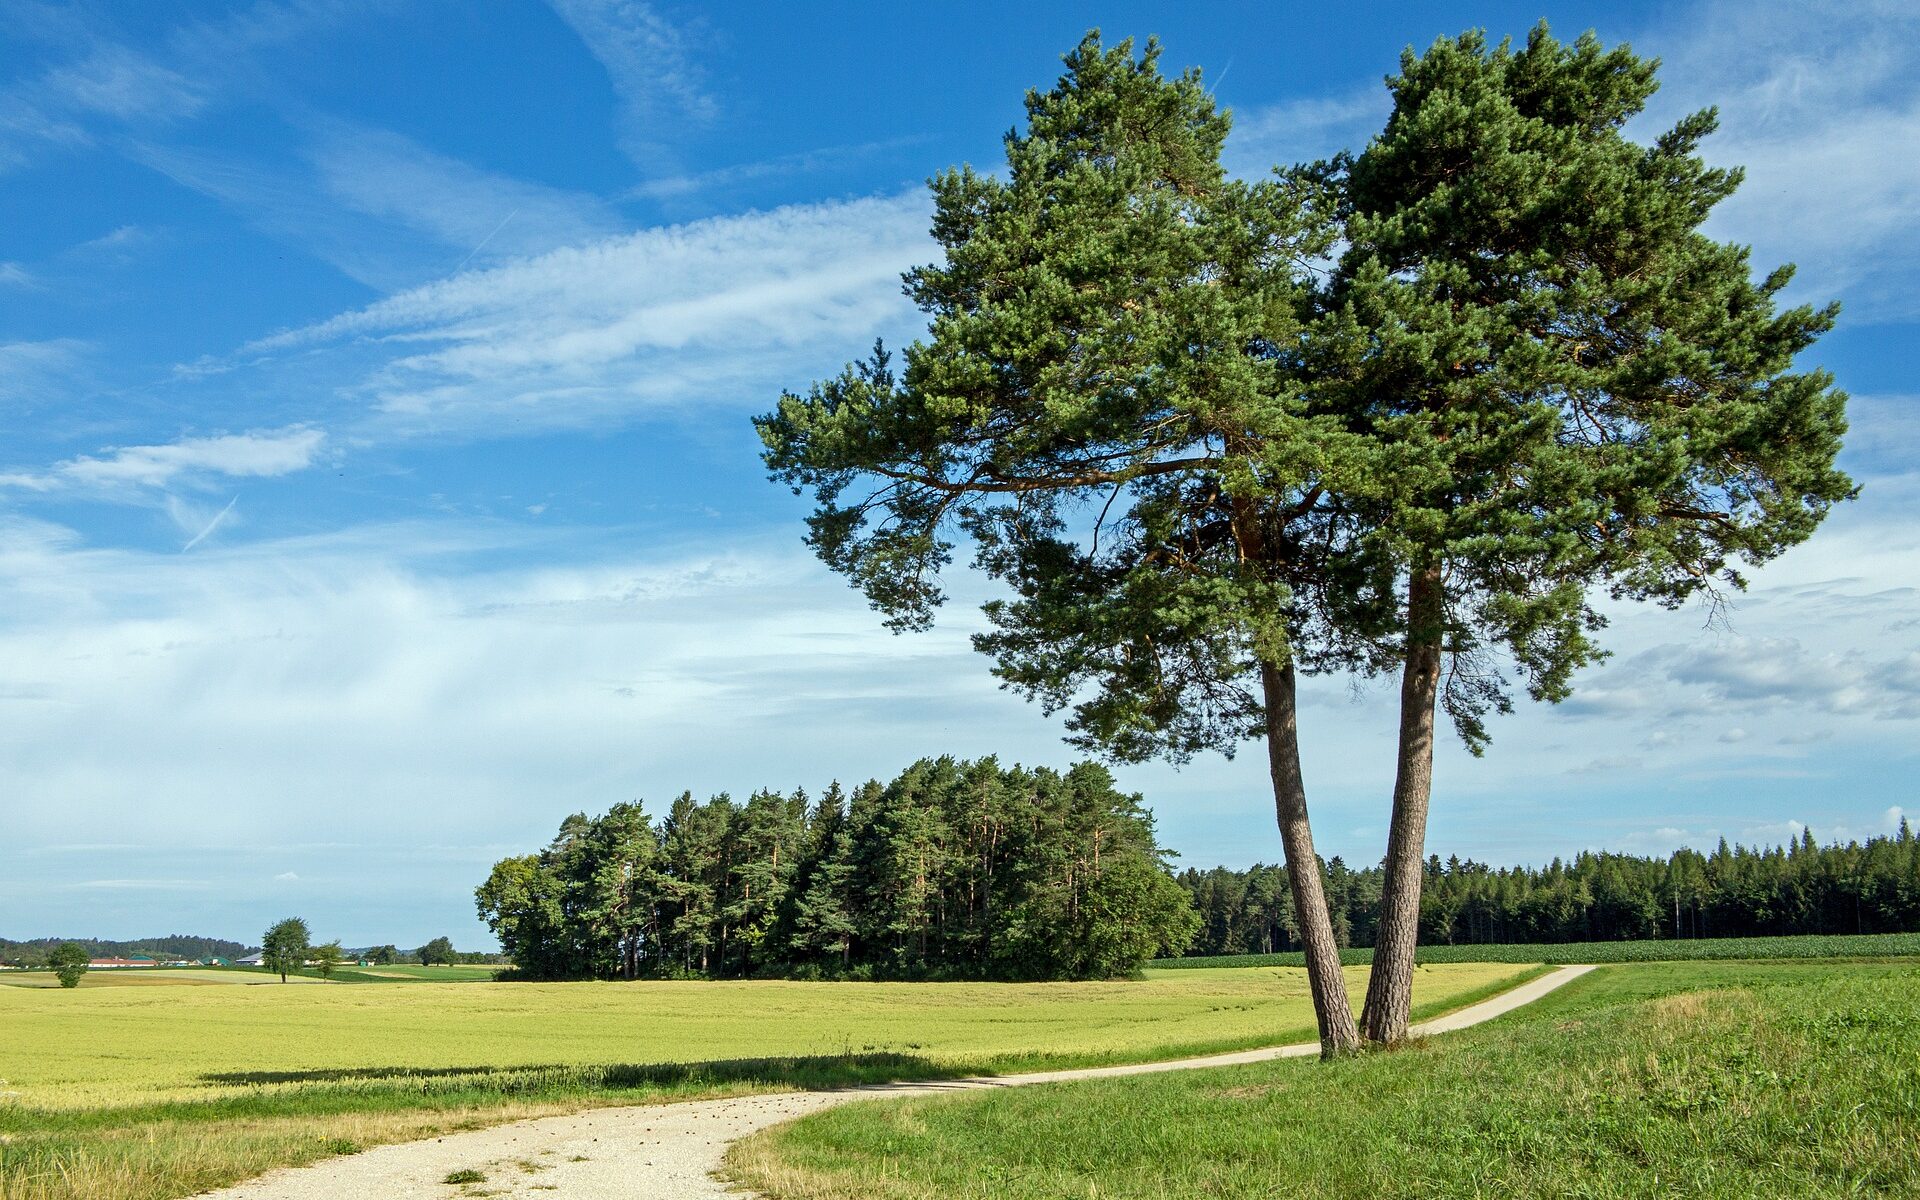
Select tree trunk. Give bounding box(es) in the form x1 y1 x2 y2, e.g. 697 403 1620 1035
1260 659 1361 1057
1362 560 1444 1044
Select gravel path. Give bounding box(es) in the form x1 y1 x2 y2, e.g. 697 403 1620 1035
200 965 1594 1200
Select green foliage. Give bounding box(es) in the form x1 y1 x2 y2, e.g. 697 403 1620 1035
311 942 345 979
1175 826 1920 955
47 943 88 989
1323 24 1853 748
415 937 457 967
260 918 310 984
1152 931 1920 969
731 961 1920 1199
757 33 1385 764
476 757 1197 981
0 935 251 968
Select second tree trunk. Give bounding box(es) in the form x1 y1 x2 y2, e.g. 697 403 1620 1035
1362 561 1443 1043
1261 658 1361 1056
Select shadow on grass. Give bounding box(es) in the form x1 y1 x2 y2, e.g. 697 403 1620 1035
196 1053 945 1090
2 1054 963 1136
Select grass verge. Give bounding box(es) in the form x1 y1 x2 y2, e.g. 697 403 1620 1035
728 959 1920 1199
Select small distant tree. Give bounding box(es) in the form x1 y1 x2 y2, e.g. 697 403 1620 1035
262 918 310 983
311 940 345 979
365 944 397 965
417 936 456 966
50 942 89 988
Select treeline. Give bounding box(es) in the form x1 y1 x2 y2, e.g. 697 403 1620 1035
352 941 507 966
1180 821 1920 954
0 934 251 966
476 757 1198 981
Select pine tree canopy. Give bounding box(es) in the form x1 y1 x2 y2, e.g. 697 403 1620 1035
758 33 1390 764
1323 24 1855 746
760 25 1853 758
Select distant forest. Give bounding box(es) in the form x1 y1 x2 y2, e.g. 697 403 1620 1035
0 934 252 966
15 804 1915 973
477 757 1199 981
1180 821 1920 955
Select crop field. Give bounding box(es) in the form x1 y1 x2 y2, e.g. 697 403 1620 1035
0 965 501 991
338 964 502 982
732 959 1920 1199
0 970 332 989
1149 930 1920 970
0 963 1529 1200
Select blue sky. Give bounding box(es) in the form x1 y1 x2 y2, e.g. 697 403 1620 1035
3 0 1916 949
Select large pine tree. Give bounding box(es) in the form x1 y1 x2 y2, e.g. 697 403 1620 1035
1323 26 1852 1041
757 33 1376 1053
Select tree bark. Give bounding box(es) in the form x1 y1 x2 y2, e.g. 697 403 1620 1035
1260 658 1361 1056
1362 560 1444 1044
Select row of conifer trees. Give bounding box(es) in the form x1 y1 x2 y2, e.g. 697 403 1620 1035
476 756 1198 980
1180 821 1920 955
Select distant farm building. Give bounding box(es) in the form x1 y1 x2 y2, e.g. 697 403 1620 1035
88 956 157 969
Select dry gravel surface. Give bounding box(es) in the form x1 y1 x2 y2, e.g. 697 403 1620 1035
200 965 1594 1200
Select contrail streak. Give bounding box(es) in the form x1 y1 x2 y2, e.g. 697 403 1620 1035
456 208 520 271
182 494 239 552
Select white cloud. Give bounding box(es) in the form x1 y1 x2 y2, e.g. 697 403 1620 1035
0 426 325 493
236 192 931 433
39 44 206 121
0 41 206 170
0 338 87 405
0 516 1039 940
1644 0 1920 320
304 123 621 265
0 1 370 174
546 0 714 169
0 262 32 287
1225 86 1388 177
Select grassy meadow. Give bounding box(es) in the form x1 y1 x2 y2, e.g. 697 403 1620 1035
0 962 1529 1200
730 959 1920 1199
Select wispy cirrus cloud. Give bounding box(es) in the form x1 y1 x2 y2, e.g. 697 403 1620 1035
0 0 366 173
546 0 715 170
0 42 206 170
0 339 88 406
235 192 931 433
0 426 325 494
307 124 621 266
1224 85 1388 176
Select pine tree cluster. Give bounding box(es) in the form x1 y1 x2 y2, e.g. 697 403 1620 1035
1181 821 1920 954
476 757 1198 981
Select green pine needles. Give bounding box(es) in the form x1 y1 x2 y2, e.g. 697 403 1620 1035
757 26 1851 1051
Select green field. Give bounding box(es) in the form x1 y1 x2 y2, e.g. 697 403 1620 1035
0 962 1527 1200
1150 930 1920 968
731 959 1920 1199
